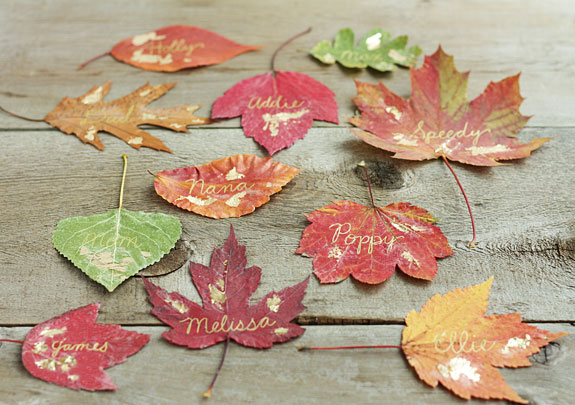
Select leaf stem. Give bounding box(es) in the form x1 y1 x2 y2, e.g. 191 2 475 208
441 155 476 248
271 27 312 73
0 339 24 344
298 344 402 351
358 161 376 208
119 154 128 210
77 51 111 70
0 105 44 122
203 337 230 398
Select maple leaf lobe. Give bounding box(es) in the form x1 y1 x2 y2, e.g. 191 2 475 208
296 200 452 284
350 46 551 166
21 303 150 391
212 71 338 155
44 81 211 152
144 225 309 350
401 277 568 403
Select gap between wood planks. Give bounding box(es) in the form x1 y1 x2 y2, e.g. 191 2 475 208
1 125 575 132
1 319 574 328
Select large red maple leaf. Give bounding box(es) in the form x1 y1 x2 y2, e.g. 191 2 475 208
21 303 150 391
349 46 551 246
349 46 550 166
143 225 309 396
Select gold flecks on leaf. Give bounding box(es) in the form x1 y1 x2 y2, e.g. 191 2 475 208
274 327 289 336
40 327 67 337
166 298 188 314
32 341 49 354
209 281 226 308
266 294 281 312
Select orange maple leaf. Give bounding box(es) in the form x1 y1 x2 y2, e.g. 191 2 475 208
153 154 300 218
402 278 568 403
43 81 211 152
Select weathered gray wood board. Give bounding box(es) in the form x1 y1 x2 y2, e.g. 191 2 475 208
0 0 574 129
1 0 574 403
1 128 573 324
0 324 573 404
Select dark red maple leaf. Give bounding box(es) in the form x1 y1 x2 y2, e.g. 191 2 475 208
211 28 338 155
21 303 150 391
143 225 309 396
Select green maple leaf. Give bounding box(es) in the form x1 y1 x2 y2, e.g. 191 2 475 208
310 28 421 72
52 155 182 292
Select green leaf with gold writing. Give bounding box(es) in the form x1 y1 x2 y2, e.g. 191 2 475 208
310 28 421 71
52 154 182 292
53 209 181 292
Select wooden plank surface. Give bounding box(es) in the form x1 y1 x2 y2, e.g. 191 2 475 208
1 0 574 403
1 324 573 404
0 0 574 129
1 127 574 324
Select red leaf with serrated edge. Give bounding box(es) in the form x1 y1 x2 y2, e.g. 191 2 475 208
349 46 550 166
211 71 338 155
143 226 309 350
153 154 300 219
21 304 150 391
402 278 568 403
81 25 262 72
296 200 452 284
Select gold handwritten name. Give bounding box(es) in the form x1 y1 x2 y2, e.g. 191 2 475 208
248 95 305 110
433 331 496 354
51 338 109 358
146 39 205 57
329 222 403 255
81 233 141 249
180 315 276 335
80 105 135 126
186 178 255 196
411 121 491 146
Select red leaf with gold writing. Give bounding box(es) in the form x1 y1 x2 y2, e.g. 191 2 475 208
212 71 338 154
211 28 338 155
153 154 300 218
21 304 150 391
79 25 262 72
402 278 568 403
143 225 309 397
296 200 452 284
349 46 550 166
349 47 552 246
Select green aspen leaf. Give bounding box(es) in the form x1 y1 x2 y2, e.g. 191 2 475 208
52 155 182 292
310 28 421 72
53 209 181 292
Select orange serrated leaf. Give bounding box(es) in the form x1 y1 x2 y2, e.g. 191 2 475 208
43 81 211 152
80 25 262 72
349 46 551 166
153 154 300 218
402 278 568 403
